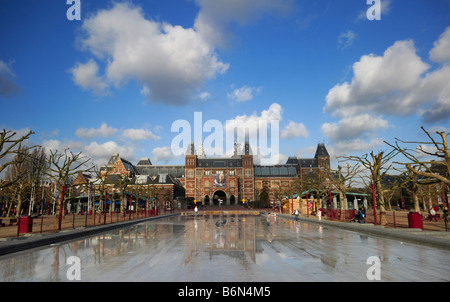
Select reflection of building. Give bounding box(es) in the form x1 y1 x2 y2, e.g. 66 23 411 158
184 214 257 264
98 142 331 206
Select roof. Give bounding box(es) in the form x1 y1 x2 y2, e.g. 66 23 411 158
254 165 297 177
314 143 329 158
136 158 152 166
197 158 243 168
136 165 185 178
298 158 318 168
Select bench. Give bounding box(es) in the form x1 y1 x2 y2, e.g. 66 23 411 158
426 213 441 221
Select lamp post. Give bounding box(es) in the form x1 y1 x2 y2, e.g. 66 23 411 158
371 183 377 226
104 190 107 225
58 185 66 230
329 189 333 221
306 192 309 217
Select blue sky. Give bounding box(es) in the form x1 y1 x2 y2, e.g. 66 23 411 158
1 0 450 169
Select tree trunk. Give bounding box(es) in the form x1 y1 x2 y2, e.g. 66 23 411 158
379 204 388 225
413 194 420 212
121 193 126 219
339 192 346 221
15 192 23 218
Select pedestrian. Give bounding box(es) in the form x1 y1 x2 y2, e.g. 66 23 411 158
294 208 299 221
358 206 366 223
317 208 322 221
429 207 437 222
443 207 449 222
194 205 198 218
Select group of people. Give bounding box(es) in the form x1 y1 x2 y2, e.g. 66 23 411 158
428 206 449 222
293 208 323 221
350 206 366 224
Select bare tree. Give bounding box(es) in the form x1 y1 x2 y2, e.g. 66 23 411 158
0 129 36 189
3 146 48 217
44 149 93 229
342 150 398 225
385 126 449 186
326 163 361 219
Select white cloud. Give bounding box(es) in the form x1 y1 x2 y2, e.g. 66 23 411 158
225 103 283 137
337 31 356 50
0 60 21 97
152 146 178 163
194 0 293 47
199 91 211 101
253 151 287 166
70 59 109 96
429 26 450 63
75 123 118 139
41 138 135 167
321 114 388 142
122 128 160 141
224 103 282 162
72 2 228 105
280 121 309 139
83 141 135 163
328 138 385 158
322 27 450 154
227 85 262 102
324 40 429 118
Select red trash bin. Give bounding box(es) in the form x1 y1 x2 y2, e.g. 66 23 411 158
407 212 423 229
18 216 33 233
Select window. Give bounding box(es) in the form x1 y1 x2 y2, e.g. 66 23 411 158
187 170 194 178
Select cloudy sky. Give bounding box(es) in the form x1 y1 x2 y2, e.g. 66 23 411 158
1 0 449 168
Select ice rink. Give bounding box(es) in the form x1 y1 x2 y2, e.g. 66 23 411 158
0 213 449 282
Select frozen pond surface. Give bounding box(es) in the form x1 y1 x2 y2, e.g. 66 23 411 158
0 214 449 282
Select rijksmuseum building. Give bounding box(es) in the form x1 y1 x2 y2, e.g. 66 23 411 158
100 141 331 207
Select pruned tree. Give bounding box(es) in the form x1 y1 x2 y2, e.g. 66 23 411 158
326 163 361 219
116 173 133 218
3 146 48 217
44 149 93 229
0 129 36 189
342 150 398 225
385 126 449 186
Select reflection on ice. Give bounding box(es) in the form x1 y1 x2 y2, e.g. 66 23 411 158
0 214 449 281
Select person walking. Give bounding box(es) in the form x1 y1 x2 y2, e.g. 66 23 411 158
294 208 299 221
443 207 449 222
194 205 198 218
429 207 437 222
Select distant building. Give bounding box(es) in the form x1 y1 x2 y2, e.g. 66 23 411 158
99 142 331 206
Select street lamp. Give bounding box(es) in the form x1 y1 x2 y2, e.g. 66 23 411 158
371 183 377 226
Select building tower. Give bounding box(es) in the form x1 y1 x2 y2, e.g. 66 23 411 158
185 142 197 200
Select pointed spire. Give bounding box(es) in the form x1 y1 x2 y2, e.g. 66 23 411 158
198 142 206 158
186 141 196 155
314 143 329 158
